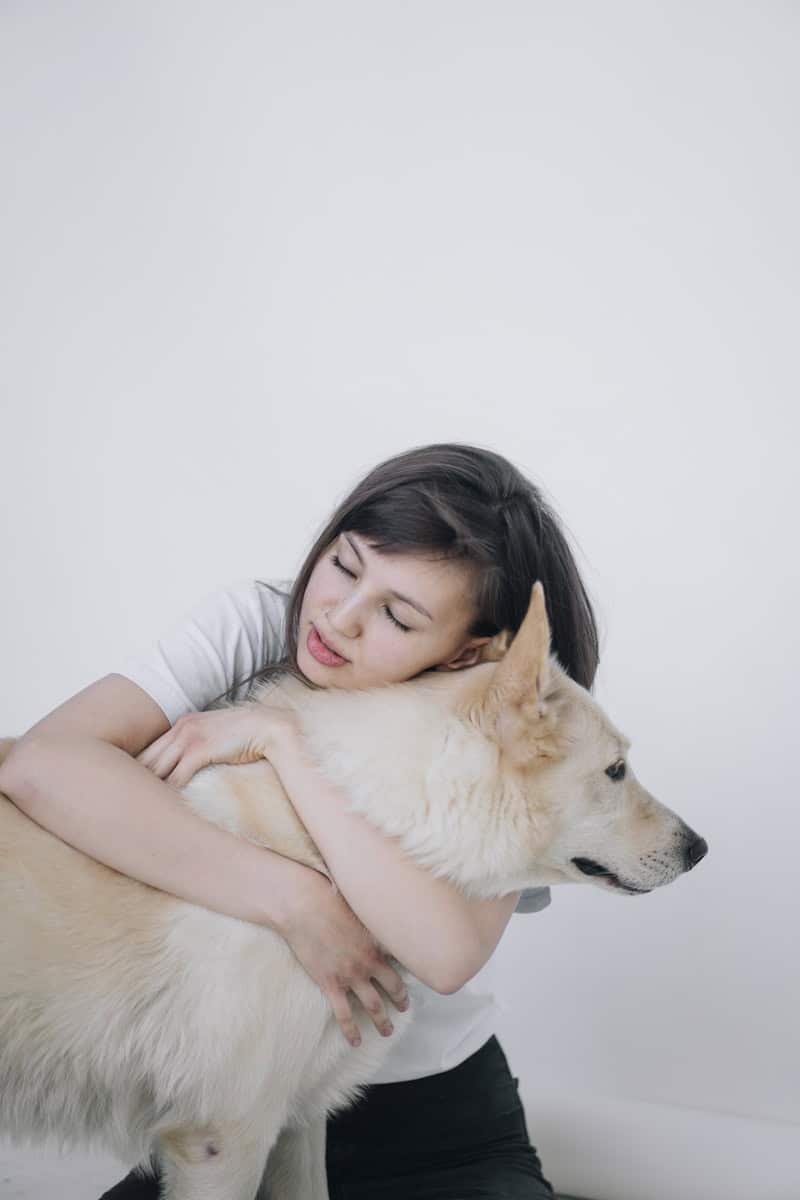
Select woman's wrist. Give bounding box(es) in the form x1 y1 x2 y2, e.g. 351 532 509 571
255 704 306 769
245 838 325 937
263 715 312 780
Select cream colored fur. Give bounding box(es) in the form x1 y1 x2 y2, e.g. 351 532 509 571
0 584 705 1199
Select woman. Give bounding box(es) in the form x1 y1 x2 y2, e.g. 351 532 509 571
1 442 598 1198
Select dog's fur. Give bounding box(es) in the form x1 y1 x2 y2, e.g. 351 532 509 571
0 584 706 1199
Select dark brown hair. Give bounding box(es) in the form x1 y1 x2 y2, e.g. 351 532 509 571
214 442 599 706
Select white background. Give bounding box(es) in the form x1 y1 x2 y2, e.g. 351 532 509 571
1 3 798 1199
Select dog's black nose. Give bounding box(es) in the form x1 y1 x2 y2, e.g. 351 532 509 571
684 834 708 870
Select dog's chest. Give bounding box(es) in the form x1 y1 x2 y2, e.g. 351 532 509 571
181 759 329 877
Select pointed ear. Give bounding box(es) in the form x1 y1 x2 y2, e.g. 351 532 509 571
464 583 561 763
487 581 553 714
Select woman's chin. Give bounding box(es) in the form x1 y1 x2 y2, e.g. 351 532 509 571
296 645 321 683
298 644 349 689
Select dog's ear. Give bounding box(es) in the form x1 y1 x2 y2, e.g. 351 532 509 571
488 581 552 710
470 583 563 764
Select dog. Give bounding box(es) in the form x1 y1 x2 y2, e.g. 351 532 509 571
0 582 707 1199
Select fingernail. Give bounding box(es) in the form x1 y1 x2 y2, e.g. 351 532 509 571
381 1023 393 1037
350 1035 361 1047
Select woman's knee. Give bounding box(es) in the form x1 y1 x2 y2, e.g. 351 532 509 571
97 1164 161 1199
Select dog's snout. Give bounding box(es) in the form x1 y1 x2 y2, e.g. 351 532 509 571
683 832 708 871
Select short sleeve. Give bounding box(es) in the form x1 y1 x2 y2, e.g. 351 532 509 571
115 577 291 725
514 887 552 914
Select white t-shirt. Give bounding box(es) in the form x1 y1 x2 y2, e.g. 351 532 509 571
116 577 551 1083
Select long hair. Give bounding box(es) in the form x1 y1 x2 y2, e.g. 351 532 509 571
213 442 599 706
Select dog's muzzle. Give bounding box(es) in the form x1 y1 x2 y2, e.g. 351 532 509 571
571 857 652 893
572 831 708 895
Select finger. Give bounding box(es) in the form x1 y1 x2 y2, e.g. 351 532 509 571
140 712 200 761
166 753 204 790
351 980 393 1038
137 734 171 769
372 964 410 1013
326 988 362 1048
137 730 179 769
147 741 186 781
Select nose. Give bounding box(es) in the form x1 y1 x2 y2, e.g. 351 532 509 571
327 603 360 639
683 831 709 871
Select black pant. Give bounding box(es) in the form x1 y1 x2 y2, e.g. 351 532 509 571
99 1035 555 1198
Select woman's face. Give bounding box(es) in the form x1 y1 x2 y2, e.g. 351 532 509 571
297 530 493 690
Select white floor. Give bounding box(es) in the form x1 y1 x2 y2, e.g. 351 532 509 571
0 1142 590 1200
0 1142 130 1200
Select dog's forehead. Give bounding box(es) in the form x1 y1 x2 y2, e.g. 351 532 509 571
558 674 631 757
589 702 631 754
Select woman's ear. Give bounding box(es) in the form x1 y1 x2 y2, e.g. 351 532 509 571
433 636 497 671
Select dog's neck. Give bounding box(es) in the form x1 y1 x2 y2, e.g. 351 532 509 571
263 669 544 898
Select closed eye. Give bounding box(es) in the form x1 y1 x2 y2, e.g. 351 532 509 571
605 760 626 781
329 554 412 633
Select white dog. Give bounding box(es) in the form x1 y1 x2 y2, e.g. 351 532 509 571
0 583 707 1199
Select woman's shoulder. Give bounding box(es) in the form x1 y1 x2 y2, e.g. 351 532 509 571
219 576 293 633
188 574 294 680
196 574 293 639
114 575 294 724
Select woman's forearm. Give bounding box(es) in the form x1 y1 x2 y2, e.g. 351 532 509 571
0 733 318 934
268 735 521 992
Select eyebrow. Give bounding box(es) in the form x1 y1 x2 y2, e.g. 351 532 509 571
342 533 434 621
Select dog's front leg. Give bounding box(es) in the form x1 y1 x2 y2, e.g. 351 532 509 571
261 1118 329 1200
157 1114 284 1200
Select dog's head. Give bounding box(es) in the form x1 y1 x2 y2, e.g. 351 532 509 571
449 582 708 896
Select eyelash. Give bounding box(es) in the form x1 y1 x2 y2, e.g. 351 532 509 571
329 554 413 633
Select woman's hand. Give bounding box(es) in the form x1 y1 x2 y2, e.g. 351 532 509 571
137 703 300 790
139 704 411 1043
284 867 410 1047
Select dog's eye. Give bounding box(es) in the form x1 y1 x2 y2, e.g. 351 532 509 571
605 760 626 781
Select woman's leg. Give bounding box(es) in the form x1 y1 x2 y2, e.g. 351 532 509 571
99 1037 555 1199
97 1160 161 1198
325 1034 556 1199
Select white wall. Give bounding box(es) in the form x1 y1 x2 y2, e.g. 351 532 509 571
2 3 797 1198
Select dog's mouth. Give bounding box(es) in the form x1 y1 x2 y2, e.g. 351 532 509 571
571 857 652 895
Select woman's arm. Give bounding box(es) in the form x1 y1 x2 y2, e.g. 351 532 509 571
0 675 409 1046
1 724 319 934
269 730 522 994
128 699 521 994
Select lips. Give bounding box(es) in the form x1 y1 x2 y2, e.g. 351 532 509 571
313 625 348 661
571 856 651 895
